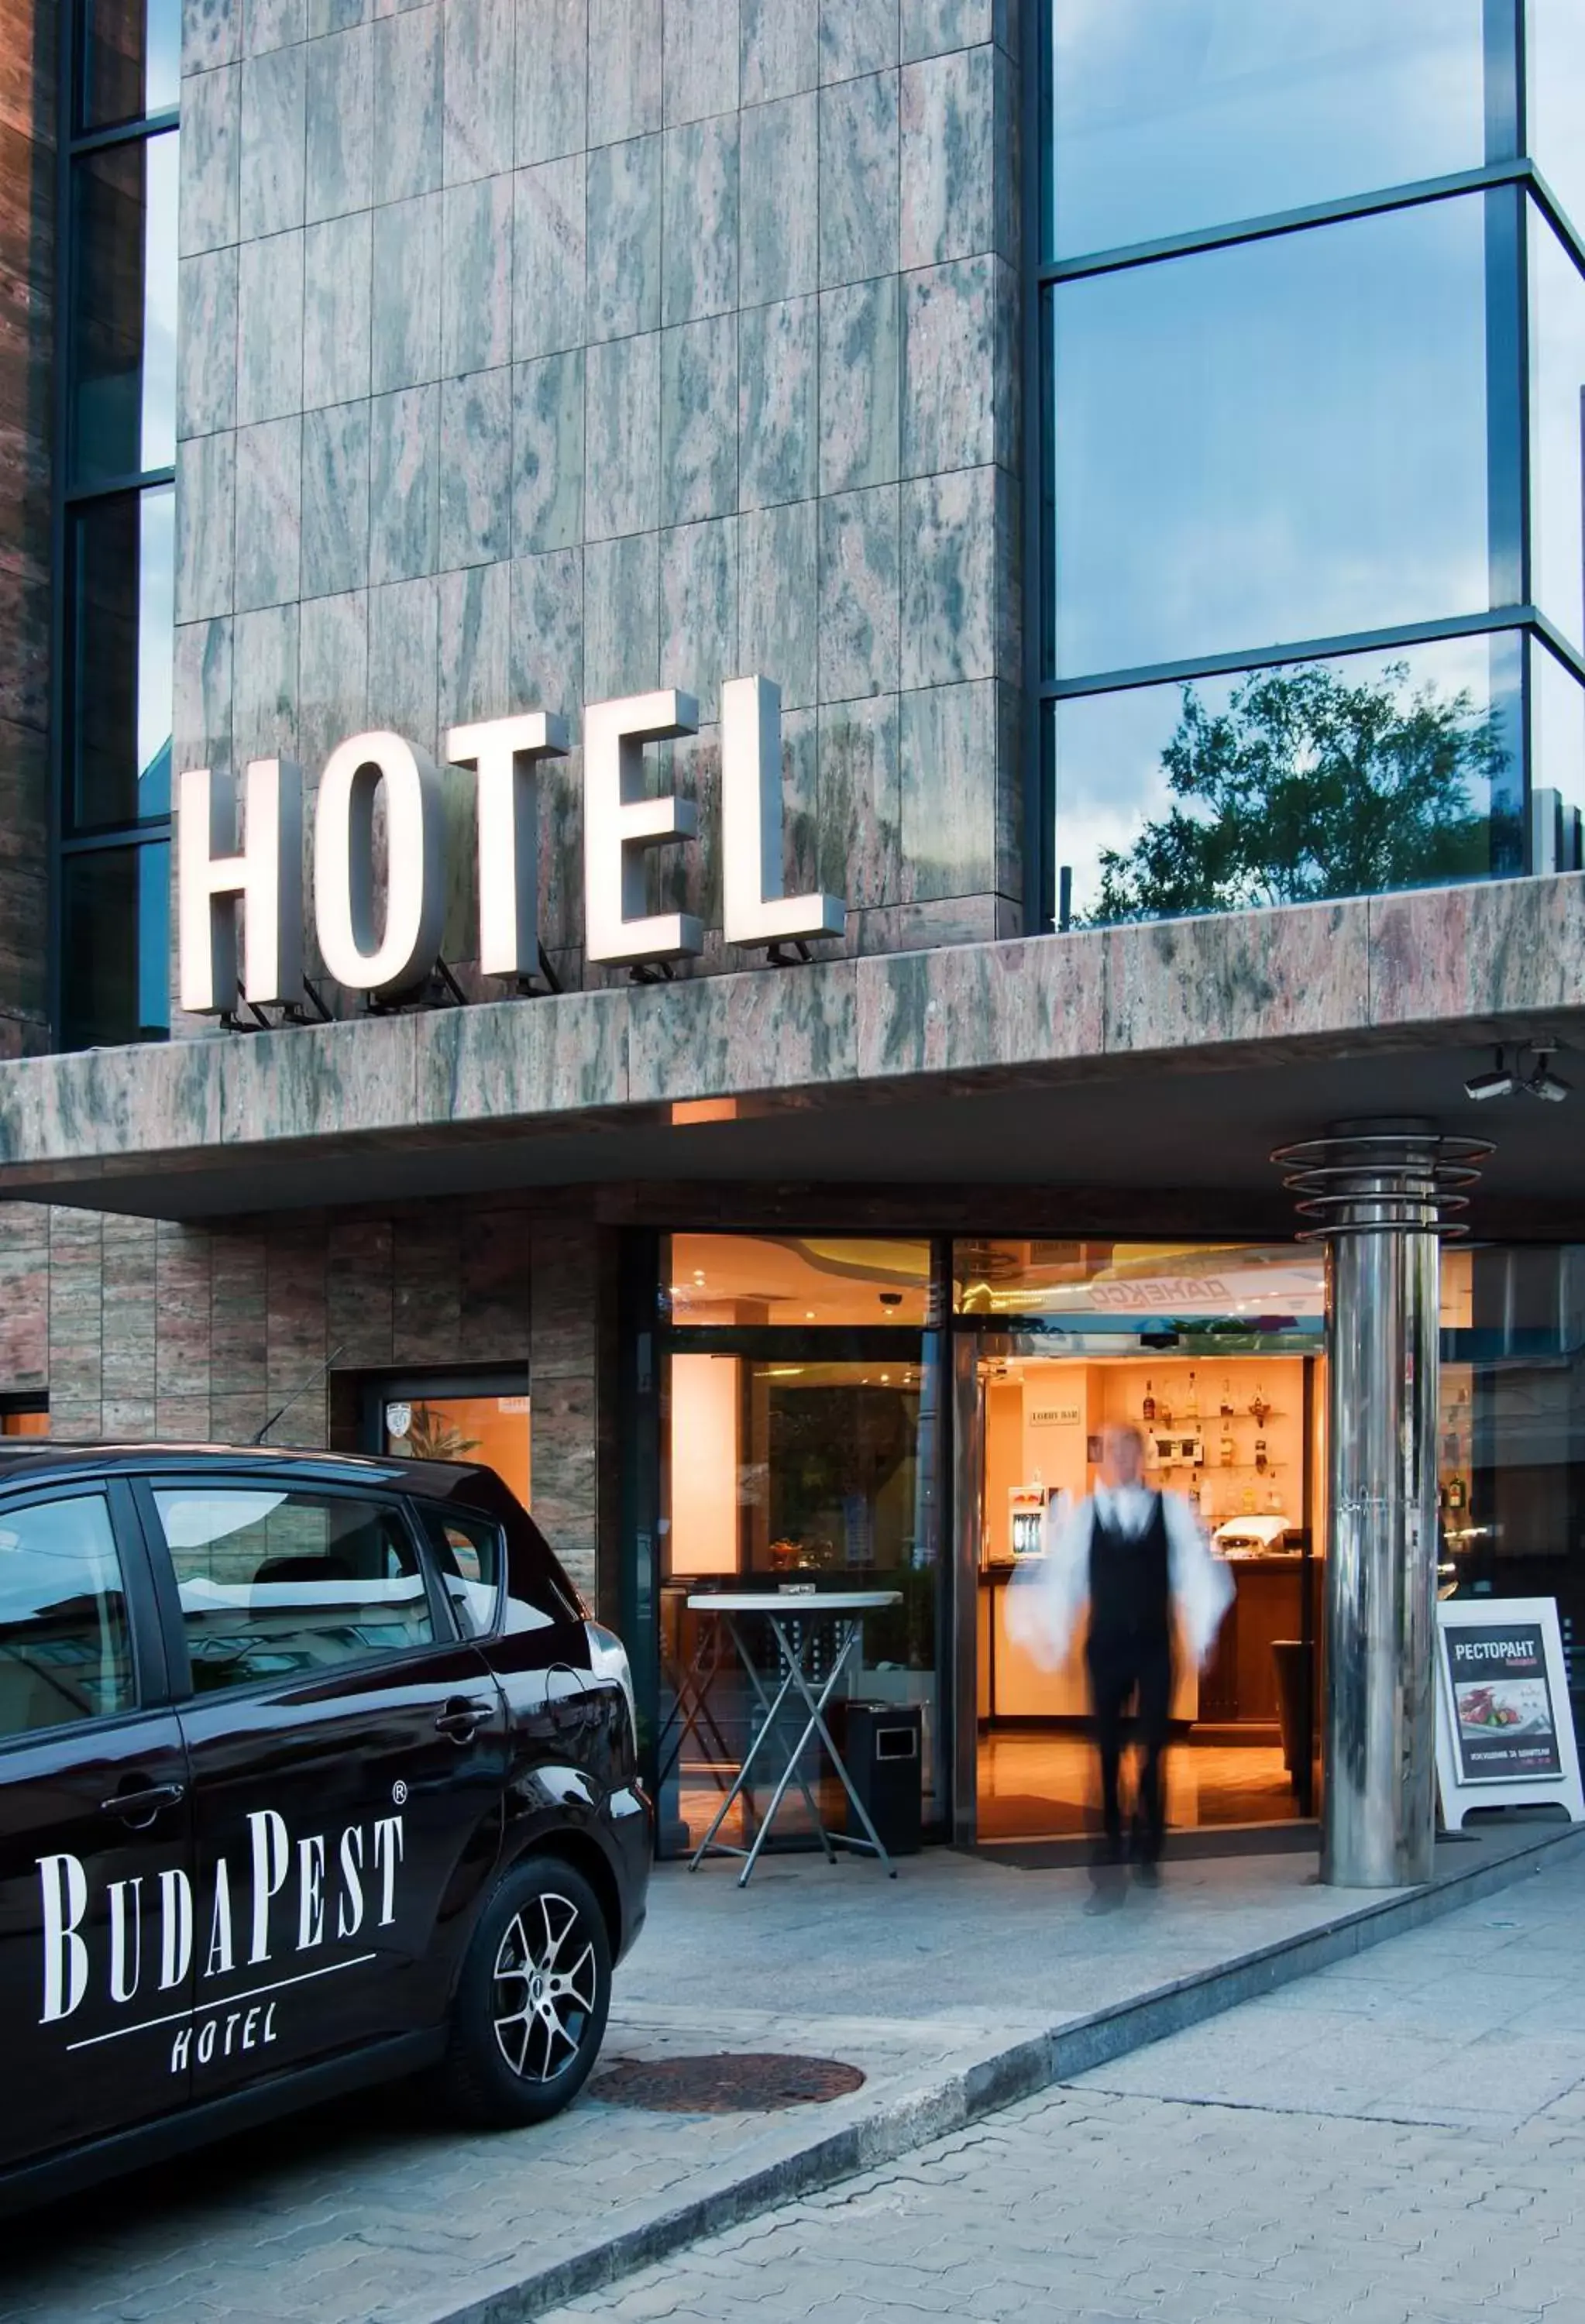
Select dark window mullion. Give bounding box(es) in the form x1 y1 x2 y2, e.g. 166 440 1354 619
59 827 170 858
68 107 178 159
64 466 176 505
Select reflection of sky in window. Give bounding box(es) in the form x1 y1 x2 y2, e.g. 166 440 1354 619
137 485 174 785
138 842 170 1034
146 0 181 112
1529 206 1585 659
1528 0 1585 242
1053 634 1506 921
1048 0 1487 260
141 129 177 473
1051 197 1491 679
1530 639 1585 833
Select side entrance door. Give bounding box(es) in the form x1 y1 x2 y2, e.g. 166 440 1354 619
136 1473 507 2102
0 1481 193 2166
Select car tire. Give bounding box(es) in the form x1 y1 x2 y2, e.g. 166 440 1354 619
441 1855 613 2127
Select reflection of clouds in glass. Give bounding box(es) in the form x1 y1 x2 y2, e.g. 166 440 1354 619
147 0 182 113
1054 635 1504 921
141 130 178 473
1050 0 1485 260
137 486 174 782
1053 196 1490 679
1530 208 1585 657
1529 0 1585 244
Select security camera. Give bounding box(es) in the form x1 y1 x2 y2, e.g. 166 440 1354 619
1465 1048 1516 1101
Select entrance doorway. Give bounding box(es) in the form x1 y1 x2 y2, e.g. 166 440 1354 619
954 1242 1326 1849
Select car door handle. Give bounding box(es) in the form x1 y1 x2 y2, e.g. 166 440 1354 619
101 1780 186 1828
434 1696 493 1744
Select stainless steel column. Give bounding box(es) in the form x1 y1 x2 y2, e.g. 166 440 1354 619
1274 1124 1490 1888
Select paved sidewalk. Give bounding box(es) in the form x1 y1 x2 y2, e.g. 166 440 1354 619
544 1846 1585 2324
0 1824 1575 2324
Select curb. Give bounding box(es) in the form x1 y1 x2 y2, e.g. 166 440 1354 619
424 1822 1585 2324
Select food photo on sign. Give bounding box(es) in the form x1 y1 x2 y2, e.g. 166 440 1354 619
1445 1621 1563 1783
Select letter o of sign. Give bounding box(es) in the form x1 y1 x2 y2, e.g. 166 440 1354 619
315 731 445 995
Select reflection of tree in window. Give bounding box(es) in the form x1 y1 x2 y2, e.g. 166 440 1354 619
397 1404 483 1463
1085 661 1501 924
766 1387 917 1573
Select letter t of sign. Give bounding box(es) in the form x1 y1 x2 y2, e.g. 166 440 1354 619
444 713 570 980
177 761 304 1013
721 676 845 947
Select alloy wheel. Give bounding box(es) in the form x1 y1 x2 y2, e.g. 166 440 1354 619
490 1890 599 2083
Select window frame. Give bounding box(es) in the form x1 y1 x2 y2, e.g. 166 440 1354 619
1025 0 1585 932
131 1473 461 1707
0 1477 172 1752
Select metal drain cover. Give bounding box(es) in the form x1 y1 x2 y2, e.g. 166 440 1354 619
592 2052 865 2113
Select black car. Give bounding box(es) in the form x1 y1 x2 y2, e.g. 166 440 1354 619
0 1443 649 2212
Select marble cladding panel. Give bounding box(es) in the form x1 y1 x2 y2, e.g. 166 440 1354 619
186 0 243 75
101 1217 156 1431
443 0 515 185
369 384 440 584
517 0 588 165
528 1374 597 1586
662 115 738 324
738 94 817 309
529 1217 599 1377
660 516 737 715
265 1227 328 1418
298 589 369 775
1370 875 1585 1026
439 559 512 731
585 331 662 540
48 1208 103 1430
232 601 300 758
818 71 899 290
817 693 900 910
177 428 236 619
370 193 443 392
818 276 900 496
855 926 1103 1081
305 0 363 34
900 465 995 690
583 530 660 699
819 0 896 84
899 43 993 271
177 249 239 438
233 414 303 612
738 297 817 511
740 0 817 104
416 988 627 1123
897 676 995 901
368 575 439 754
739 497 817 710
661 313 737 527
587 0 662 145
302 211 373 409
156 1224 214 1406
818 483 899 703
0 1205 46 1393
305 22 373 221
511 546 585 728
444 176 515 376
179 63 241 256
1220 896 1370 1043
664 0 739 125
239 43 305 239
512 351 585 554
325 1217 394 1366
221 1012 419 1144
301 401 371 599
370 7 442 207
901 252 996 478
584 136 658 343
393 1213 464 1361
901 0 1015 60
438 366 513 567
210 1230 269 1400
246 0 304 58
514 153 588 359
994 672 1021 906
461 1210 532 1358
626 951 856 1101
236 229 305 423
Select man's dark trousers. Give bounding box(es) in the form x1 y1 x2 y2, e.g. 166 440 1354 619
1085 1495 1174 1860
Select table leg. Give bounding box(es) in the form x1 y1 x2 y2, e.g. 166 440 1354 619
688 1616 806 1869
777 1618 897 1878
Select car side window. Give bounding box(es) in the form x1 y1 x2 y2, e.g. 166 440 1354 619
417 1510 511 1638
0 1494 136 1738
152 1485 435 1695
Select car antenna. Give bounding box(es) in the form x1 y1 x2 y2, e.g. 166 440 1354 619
252 1342 349 1446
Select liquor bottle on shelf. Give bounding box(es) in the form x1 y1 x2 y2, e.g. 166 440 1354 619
1446 1472 1467 1513
1184 1371 1199 1422
1219 1427 1236 1466
1219 1380 1234 1418
1254 1436 1268 1473
1250 1384 1271 1428
1142 1380 1156 1423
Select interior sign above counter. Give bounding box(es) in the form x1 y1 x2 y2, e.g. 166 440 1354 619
177 676 845 1013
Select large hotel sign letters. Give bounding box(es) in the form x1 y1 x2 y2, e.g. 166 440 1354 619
177 676 844 1013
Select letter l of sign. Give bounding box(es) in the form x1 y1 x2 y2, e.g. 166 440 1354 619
721 676 845 946
177 761 304 1013
444 712 570 979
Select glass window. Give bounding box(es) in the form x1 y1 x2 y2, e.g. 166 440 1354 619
1529 638 1585 873
79 0 181 129
417 1510 513 1639
953 1239 1325 1332
1528 204 1585 661
153 1487 437 1695
60 841 170 1047
383 1392 532 1510
0 1495 136 1737
1528 0 1585 242
70 129 177 486
1050 195 1494 679
1051 635 1520 927
68 486 174 833
668 1236 933 1326
1047 0 1490 262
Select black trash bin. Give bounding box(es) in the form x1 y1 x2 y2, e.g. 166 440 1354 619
1270 1640 1310 1788
834 1700 923 1855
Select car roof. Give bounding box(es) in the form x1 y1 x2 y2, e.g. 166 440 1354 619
0 1441 502 1507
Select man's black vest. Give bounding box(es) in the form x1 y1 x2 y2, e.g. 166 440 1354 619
1088 1493 1172 1654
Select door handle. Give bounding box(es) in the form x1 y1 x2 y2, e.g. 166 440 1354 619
434 1696 493 1744
101 1780 186 1828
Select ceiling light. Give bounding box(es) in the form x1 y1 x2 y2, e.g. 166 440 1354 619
1465 1048 1516 1101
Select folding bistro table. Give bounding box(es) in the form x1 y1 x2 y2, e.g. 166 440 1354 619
685 1590 905 1887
